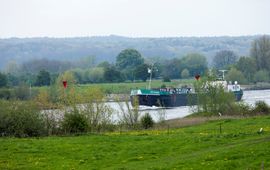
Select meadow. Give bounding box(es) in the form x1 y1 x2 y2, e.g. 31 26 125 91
1 116 270 169
35 79 194 95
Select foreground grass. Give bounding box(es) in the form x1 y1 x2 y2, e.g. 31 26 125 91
1 116 270 169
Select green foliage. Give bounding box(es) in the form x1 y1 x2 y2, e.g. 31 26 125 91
213 50 238 69
0 88 13 99
134 63 149 82
163 76 171 82
116 49 144 70
21 58 72 74
193 77 236 115
225 68 247 84
251 35 270 71
75 56 96 69
84 67 104 83
181 68 190 78
1 116 270 169
253 101 270 114
0 36 255 70
35 69 51 86
97 61 111 68
55 71 80 106
236 57 256 82
80 87 114 132
103 66 123 82
118 97 140 129
14 84 31 100
0 72 7 87
161 58 183 79
181 53 208 76
6 73 20 86
0 100 45 137
116 49 144 80
253 70 269 83
140 113 154 129
62 108 89 134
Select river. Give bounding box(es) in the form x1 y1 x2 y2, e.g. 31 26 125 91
107 89 270 121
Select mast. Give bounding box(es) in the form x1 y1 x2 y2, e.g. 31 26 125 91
148 64 153 89
219 70 227 80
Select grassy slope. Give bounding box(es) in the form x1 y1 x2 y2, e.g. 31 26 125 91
1 116 270 169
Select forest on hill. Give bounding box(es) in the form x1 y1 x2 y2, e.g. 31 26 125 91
0 35 259 69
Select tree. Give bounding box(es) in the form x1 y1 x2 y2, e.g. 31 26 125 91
0 72 7 87
181 69 190 79
251 35 270 71
97 61 111 69
161 58 183 79
87 67 104 83
225 68 247 84
236 57 256 82
253 70 269 83
70 68 85 84
35 70 51 86
116 49 144 80
181 53 208 77
4 60 19 75
193 78 236 115
134 64 149 82
213 50 238 69
75 56 96 69
140 113 154 129
104 66 123 82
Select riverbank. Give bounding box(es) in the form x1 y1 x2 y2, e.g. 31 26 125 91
1 116 269 169
242 83 270 91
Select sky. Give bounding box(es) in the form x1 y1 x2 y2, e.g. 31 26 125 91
0 0 269 38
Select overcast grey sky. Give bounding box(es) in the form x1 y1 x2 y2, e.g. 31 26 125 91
0 0 269 38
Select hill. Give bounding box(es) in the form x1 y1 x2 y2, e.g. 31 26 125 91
0 35 260 69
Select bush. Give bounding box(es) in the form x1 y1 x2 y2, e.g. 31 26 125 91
253 101 270 114
140 113 154 129
163 76 171 82
14 84 31 100
0 88 13 99
236 102 252 116
220 102 252 116
61 108 88 134
0 100 46 137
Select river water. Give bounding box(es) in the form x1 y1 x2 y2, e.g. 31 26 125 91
107 89 270 121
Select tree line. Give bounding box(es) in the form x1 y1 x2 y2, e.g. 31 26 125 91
0 35 270 89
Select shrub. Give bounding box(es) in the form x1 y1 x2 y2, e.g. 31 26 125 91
14 84 31 100
140 113 154 129
80 87 114 132
194 80 235 115
61 108 88 134
0 100 46 137
236 102 252 116
163 76 171 82
0 88 13 99
253 101 270 115
220 102 252 116
118 98 140 129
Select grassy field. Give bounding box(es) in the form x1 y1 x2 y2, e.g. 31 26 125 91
35 79 194 94
1 116 270 169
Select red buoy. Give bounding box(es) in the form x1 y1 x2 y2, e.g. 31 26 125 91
195 74 200 80
62 81 67 88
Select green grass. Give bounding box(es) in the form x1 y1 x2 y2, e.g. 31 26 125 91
34 79 194 94
1 116 270 169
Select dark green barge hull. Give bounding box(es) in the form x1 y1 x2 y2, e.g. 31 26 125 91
130 90 243 107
